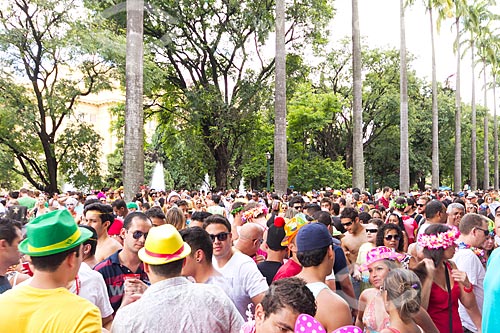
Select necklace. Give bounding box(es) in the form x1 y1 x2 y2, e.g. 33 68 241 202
457 242 486 266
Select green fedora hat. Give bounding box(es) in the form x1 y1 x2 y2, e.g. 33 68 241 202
19 209 92 257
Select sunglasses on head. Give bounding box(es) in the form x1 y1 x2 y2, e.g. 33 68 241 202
385 234 400 241
366 229 378 234
209 232 230 242
132 231 148 240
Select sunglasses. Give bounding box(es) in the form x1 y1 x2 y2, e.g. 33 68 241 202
341 221 353 227
209 232 230 242
475 227 489 237
293 206 303 210
417 204 425 207
384 234 400 241
366 229 378 234
132 231 148 240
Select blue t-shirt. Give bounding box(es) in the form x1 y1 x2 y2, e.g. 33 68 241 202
0 276 11 294
483 248 500 332
333 245 348 291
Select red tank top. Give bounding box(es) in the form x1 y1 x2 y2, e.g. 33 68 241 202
427 263 464 333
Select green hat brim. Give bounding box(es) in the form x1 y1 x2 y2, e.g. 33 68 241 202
19 227 93 257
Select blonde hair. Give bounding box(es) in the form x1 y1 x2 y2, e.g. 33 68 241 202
166 207 186 230
383 268 421 322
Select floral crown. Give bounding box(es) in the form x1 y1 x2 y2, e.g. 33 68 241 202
417 226 460 249
241 204 269 223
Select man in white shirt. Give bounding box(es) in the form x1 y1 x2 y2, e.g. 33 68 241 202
453 213 488 333
203 214 268 318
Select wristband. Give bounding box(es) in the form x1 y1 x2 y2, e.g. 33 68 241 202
463 284 473 293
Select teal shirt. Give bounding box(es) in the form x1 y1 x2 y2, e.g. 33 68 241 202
483 248 500 333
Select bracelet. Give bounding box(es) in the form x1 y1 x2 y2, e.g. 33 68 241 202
463 284 473 293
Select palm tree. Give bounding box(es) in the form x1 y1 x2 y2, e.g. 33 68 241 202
399 0 409 194
124 0 145 201
274 0 288 195
423 0 453 189
452 0 467 192
460 1 490 190
476 15 496 189
428 0 440 189
352 0 365 190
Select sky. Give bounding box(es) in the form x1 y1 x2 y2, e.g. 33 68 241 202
329 0 500 109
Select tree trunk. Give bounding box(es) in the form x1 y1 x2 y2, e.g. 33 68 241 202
494 76 498 189
470 39 477 190
274 0 288 196
399 0 409 194
454 17 462 192
484 62 489 190
352 0 365 190
214 144 229 190
40 132 59 194
430 8 440 190
124 0 144 201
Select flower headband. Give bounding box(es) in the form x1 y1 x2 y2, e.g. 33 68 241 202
241 205 269 223
417 226 460 249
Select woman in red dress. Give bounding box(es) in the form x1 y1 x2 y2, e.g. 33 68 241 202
414 224 482 333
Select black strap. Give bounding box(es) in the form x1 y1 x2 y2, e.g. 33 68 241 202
444 261 453 333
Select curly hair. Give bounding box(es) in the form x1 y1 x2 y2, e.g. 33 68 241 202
376 223 404 252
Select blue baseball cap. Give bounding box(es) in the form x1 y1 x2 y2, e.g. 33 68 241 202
296 223 334 252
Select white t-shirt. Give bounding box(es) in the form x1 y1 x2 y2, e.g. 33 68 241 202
213 251 268 318
69 262 114 318
452 247 485 333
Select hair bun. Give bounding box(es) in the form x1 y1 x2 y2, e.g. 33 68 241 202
274 216 285 228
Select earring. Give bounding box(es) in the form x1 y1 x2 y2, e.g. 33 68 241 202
196 259 201 263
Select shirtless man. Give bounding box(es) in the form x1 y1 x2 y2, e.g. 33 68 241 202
83 203 122 263
340 207 366 266
340 207 366 299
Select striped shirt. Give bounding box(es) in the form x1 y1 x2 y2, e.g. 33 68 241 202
94 250 149 313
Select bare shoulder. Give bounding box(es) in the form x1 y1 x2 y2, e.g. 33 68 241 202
317 288 350 308
360 287 377 300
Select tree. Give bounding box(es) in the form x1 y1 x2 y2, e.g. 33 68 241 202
274 0 287 195
91 0 333 190
461 0 495 190
429 0 440 189
453 0 467 191
123 0 145 201
399 0 409 193
352 0 365 190
476 14 496 189
0 0 113 192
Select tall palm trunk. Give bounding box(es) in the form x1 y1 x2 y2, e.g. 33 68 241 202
484 63 490 190
399 0 409 193
430 7 440 189
352 0 365 190
454 17 462 192
494 76 498 189
124 0 145 201
470 39 477 190
274 0 287 195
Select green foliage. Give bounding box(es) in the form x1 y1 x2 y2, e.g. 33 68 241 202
288 155 351 192
86 0 334 189
0 0 115 192
57 123 104 191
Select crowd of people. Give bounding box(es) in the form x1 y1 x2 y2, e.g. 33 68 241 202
0 185 500 332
